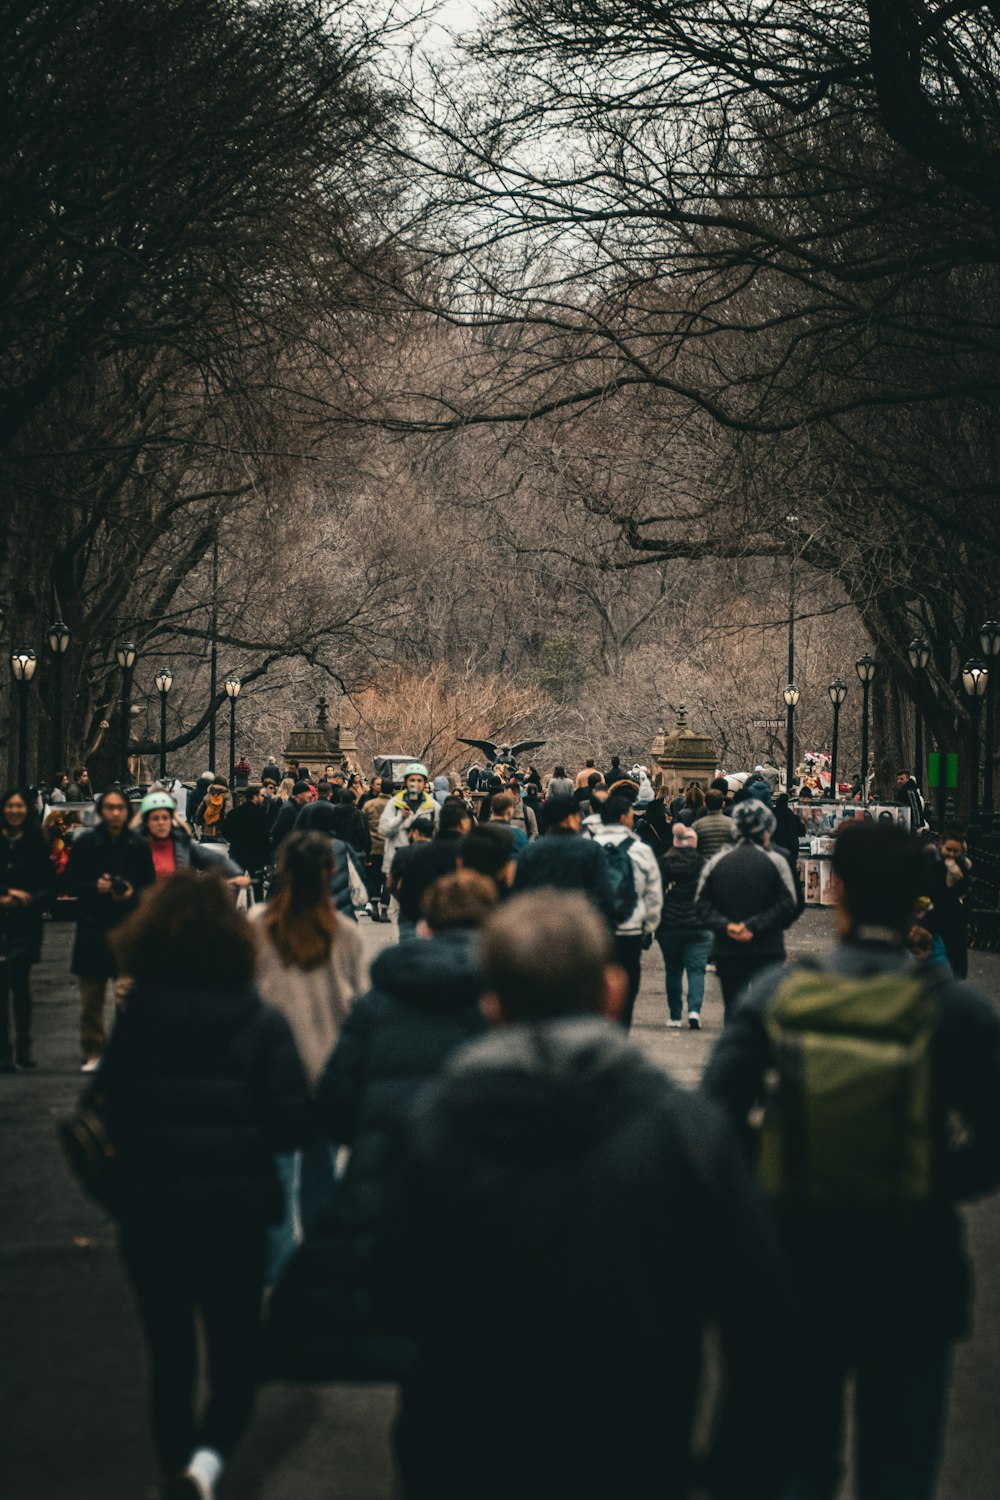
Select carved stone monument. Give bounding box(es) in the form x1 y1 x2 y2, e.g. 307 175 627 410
650 706 718 796
282 696 358 773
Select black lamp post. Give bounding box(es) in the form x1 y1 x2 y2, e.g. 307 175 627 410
9 649 37 787
46 620 71 777
979 620 1000 823
855 654 877 805
782 684 800 791
828 678 848 800
961 658 989 824
154 668 173 779
224 674 241 788
907 637 930 794
115 642 137 786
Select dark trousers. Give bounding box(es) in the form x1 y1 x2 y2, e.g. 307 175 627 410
714 952 776 1021
781 1338 951 1499
120 1219 266 1474
0 955 32 1062
613 934 644 1030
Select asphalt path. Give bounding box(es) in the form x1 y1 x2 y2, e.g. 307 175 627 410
2 912 999 1499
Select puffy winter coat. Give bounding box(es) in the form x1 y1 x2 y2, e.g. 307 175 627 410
658 847 706 931
262 931 486 1380
378 789 439 873
87 979 312 1227
0 828 51 963
695 842 797 962
66 826 156 979
589 825 663 936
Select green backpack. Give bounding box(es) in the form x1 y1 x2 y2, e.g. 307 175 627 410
758 963 940 1207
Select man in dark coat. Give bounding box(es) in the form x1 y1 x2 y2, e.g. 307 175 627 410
296 781 371 857
65 788 155 1070
383 891 791 1500
269 781 312 857
703 820 1000 1500
222 786 271 895
512 794 616 928
695 799 798 1019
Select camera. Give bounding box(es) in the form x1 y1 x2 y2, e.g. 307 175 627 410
110 875 130 897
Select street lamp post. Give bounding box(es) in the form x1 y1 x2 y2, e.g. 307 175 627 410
782 684 800 792
154 669 173 780
9 649 37 787
961 658 989 824
908 637 930 796
979 620 1000 824
828 678 848 800
855 655 877 806
115 642 137 787
46 620 71 778
224 674 241 788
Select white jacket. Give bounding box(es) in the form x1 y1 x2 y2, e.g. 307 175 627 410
590 825 663 936
377 789 439 873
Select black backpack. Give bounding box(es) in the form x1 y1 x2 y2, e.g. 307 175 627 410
601 835 638 926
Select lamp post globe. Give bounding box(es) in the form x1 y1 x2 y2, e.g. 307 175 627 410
9 648 37 787
782 684 800 793
828 678 848 799
855 655 877 805
46 621 71 782
962 658 989 824
907 637 930 797
224 675 241 788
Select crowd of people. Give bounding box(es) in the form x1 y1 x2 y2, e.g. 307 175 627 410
1 746 996 1500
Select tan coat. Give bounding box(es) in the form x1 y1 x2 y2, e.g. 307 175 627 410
249 907 367 1083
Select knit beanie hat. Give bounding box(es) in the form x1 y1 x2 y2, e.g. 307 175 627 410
673 823 699 847
732 799 776 845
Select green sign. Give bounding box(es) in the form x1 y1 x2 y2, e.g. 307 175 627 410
927 752 940 788
945 752 958 789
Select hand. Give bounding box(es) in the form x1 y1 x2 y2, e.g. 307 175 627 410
111 882 134 902
230 874 251 889
7 888 31 907
0 895 15 909
97 875 113 895
726 921 754 943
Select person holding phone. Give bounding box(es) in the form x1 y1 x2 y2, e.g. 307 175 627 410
65 788 155 1072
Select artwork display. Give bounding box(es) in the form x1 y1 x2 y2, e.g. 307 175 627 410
790 802 911 905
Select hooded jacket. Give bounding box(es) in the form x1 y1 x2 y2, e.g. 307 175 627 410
378 787 439 872
658 846 707 930
384 1018 792 1500
589 823 663 936
695 841 798 961
262 931 486 1381
86 980 312 1227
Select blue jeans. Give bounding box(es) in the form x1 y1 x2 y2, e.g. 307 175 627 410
657 928 712 1020
267 1141 339 1286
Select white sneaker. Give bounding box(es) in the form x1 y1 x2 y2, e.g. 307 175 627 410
667 1018 683 1029
688 1014 702 1030
81 1057 101 1074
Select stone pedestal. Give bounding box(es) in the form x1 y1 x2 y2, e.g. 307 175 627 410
282 697 359 774
650 707 718 797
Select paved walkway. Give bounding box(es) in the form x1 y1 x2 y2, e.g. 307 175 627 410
2 914 999 1498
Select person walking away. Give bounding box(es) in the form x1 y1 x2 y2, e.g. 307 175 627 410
695 788 735 859
269 780 313 859
703 820 1000 1500
65 788 155 1072
362 778 392 920
677 783 707 827
741 766 773 806
508 782 538 841
922 826 972 977
658 823 711 1030
695 799 798 1022
391 801 471 942
589 794 663 1028
456 824 518 899
512 794 616 929
0 790 51 1070
382 891 792 1500
250 832 366 1282
772 793 806 860
223 786 271 899
82 872 312 1500
387 817 436 940
262 871 494 1384
896 768 927 831
544 765 575 799
574 758 602 790
192 777 232 838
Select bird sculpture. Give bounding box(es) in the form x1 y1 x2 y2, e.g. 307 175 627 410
458 737 546 770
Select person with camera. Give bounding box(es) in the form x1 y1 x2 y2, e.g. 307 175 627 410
65 788 155 1073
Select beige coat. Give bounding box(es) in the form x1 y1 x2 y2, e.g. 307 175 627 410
249 906 367 1083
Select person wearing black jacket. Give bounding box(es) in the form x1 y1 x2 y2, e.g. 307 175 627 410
512 795 616 928
295 782 371 857
392 801 472 939
382 891 792 1500
65 788 155 1071
0 789 52 1070
657 823 711 1030
87 871 312 1500
223 786 272 894
703 821 1000 1500
269 781 312 857
695 799 798 1020
262 914 488 1383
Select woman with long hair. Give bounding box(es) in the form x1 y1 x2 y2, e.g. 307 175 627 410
0 789 51 1071
86 871 311 1500
249 831 366 1280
